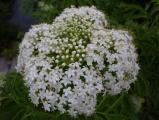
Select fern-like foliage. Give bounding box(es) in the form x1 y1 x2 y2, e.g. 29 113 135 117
146 0 159 26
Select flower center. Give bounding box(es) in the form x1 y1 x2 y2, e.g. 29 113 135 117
51 16 94 69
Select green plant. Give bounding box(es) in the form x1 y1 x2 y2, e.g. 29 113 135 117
0 0 159 119
146 0 159 26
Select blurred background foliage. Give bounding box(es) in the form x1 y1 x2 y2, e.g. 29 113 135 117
0 0 159 119
0 0 21 59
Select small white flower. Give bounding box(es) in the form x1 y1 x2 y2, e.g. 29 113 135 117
71 58 74 61
56 55 60 59
76 54 80 57
82 54 85 57
62 63 66 66
66 49 69 53
61 55 65 59
72 51 76 55
55 59 59 63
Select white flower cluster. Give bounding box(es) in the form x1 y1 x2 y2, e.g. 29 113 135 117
16 6 139 116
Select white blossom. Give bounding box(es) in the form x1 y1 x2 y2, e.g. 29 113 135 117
16 6 139 117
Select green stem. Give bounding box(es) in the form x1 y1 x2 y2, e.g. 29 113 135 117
96 93 107 110
95 112 108 120
11 109 24 120
105 94 124 114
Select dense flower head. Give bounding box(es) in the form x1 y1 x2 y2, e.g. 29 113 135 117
54 6 107 29
17 6 139 116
